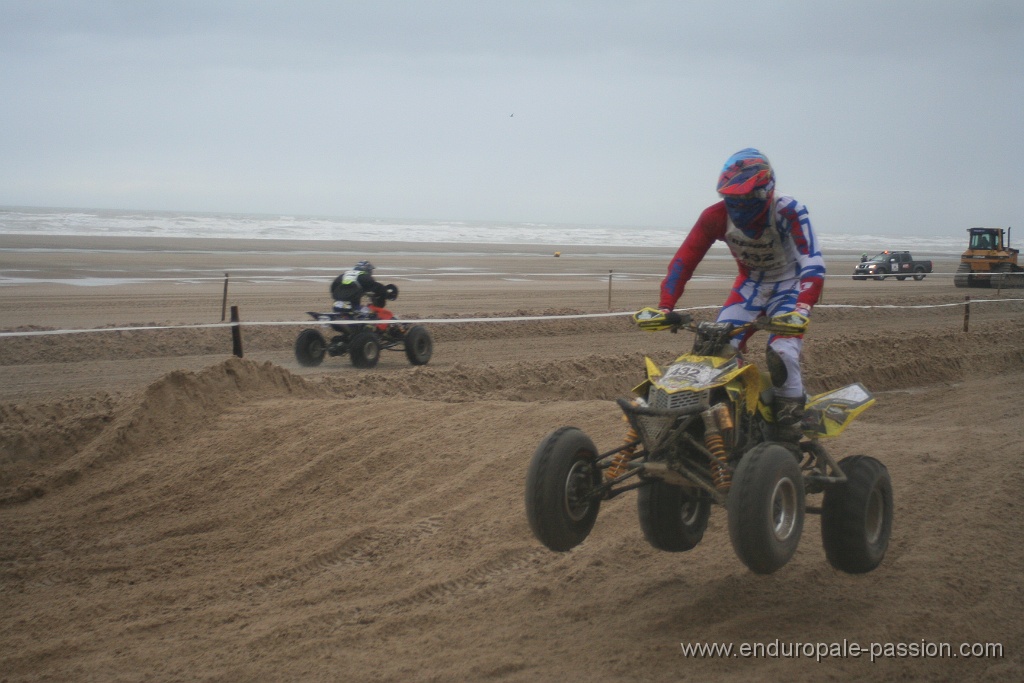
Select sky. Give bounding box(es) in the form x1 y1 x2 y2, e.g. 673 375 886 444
1 1 1022 238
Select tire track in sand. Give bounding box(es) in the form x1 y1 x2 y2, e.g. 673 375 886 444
317 546 552 629
248 515 444 592
246 545 554 653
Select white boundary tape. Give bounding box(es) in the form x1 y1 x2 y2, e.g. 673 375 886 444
0 310 658 338
1 300 1021 339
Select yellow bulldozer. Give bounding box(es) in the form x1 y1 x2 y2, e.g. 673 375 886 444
953 227 1024 288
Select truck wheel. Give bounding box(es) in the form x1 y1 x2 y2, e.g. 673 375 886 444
294 329 326 367
525 427 602 552
637 481 711 552
821 456 893 573
728 443 805 574
912 267 926 281
348 331 380 368
873 269 887 281
403 325 433 365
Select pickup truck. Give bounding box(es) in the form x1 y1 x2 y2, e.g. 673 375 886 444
852 251 933 281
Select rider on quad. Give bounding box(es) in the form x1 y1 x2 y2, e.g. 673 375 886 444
330 260 398 333
655 148 826 440
296 259 432 369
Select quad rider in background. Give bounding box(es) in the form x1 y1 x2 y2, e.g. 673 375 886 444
330 260 397 333
655 148 826 439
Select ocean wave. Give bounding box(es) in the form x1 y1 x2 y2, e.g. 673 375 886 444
0 206 966 254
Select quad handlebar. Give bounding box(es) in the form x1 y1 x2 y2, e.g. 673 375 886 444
632 307 800 338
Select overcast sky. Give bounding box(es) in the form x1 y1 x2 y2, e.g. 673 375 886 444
1 1 1021 237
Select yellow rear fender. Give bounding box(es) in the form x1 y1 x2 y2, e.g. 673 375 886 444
802 383 876 438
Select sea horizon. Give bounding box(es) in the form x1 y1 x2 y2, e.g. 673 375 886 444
1 204 969 256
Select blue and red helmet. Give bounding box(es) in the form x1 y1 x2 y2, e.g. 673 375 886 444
717 148 775 230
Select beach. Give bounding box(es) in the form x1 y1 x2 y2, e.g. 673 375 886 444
1 234 1022 681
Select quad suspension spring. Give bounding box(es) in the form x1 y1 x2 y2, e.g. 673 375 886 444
704 432 731 491
605 424 639 481
703 405 733 492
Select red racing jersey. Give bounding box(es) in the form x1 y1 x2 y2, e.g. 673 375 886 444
659 196 825 310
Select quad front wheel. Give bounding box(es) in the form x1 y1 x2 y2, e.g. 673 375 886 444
728 443 805 574
638 480 711 552
525 427 601 552
294 329 326 367
348 331 380 368
404 325 433 365
821 455 893 574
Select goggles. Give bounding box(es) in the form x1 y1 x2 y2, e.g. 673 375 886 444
722 194 767 213
721 187 769 202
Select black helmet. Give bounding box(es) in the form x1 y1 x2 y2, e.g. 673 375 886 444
354 260 374 273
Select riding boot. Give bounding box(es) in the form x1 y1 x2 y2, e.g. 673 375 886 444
773 395 806 442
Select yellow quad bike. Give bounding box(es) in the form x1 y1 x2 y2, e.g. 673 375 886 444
524 308 893 575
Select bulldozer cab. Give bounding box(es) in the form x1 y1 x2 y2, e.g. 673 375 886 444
967 228 1005 252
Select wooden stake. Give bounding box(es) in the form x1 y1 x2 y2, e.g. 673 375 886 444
221 273 229 321
231 305 244 357
963 295 970 333
607 270 613 311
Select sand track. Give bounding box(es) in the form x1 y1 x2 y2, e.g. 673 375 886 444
2 233 1023 681
2 301 1023 680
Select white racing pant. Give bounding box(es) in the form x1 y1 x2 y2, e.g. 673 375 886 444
716 276 806 399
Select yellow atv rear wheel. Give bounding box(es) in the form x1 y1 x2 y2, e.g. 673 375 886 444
821 455 893 574
727 443 805 574
638 480 711 552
